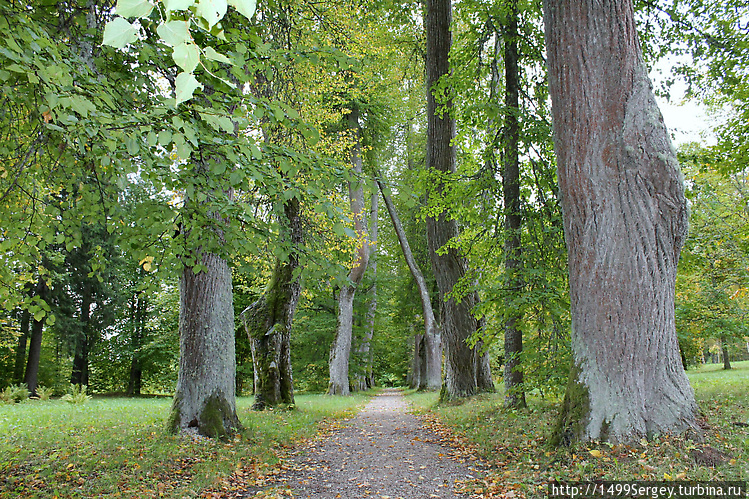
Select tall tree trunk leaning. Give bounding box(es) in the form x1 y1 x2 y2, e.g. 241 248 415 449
24 277 48 396
425 0 482 401
329 108 370 396
377 176 442 391
242 196 302 409
14 309 30 384
543 0 697 443
168 157 241 438
502 0 526 409
353 190 379 392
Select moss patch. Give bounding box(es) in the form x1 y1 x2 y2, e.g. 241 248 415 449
550 360 590 447
199 392 242 440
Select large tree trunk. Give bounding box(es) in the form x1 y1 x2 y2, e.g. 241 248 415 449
168 250 241 437
377 177 442 391
14 310 30 383
502 0 526 409
241 197 302 410
425 0 479 401
24 278 47 396
544 0 697 443
70 280 92 386
168 157 241 437
328 109 370 396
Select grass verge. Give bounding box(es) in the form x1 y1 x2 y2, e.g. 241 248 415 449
408 361 749 498
0 392 372 498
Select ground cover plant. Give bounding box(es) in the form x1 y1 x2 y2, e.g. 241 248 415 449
407 361 749 498
0 392 372 498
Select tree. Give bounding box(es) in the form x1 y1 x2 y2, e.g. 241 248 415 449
425 0 493 401
329 108 371 396
544 0 697 443
377 176 442 391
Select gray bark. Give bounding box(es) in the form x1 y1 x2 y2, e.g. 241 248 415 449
329 108 370 396
377 177 442 391
544 0 697 443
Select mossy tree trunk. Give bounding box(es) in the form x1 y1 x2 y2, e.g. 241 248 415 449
721 335 732 370
544 0 697 443
168 153 241 438
13 309 29 384
329 108 370 396
241 197 302 409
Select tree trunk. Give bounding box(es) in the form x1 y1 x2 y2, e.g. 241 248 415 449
328 108 370 396
409 332 423 389
127 294 145 397
721 335 732 370
425 0 478 401
502 0 526 409
24 278 47 396
14 310 29 383
242 197 302 410
377 177 442 391
354 190 379 392
475 317 496 393
544 0 697 443
70 280 92 387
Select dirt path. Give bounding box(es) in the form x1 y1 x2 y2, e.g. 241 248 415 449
267 389 482 498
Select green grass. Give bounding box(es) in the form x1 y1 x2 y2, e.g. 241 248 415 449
0 392 372 498
407 362 749 498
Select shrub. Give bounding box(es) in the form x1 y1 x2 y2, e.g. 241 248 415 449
1 384 30 404
62 384 91 404
36 385 54 401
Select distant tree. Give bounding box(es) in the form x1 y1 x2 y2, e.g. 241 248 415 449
544 0 697 443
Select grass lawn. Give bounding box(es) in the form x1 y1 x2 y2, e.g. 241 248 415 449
408 360 749 498
0 392 372 498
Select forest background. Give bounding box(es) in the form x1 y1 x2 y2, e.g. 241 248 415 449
1 0 748 416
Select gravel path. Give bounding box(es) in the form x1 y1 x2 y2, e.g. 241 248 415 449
270 388 481 498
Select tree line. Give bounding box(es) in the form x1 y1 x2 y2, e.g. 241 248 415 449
1 0 748 444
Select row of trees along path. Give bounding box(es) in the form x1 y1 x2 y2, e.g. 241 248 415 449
261 389 481 498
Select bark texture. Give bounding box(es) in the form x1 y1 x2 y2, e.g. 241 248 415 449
425 0 481 401
70 280 92 386
544 0 697 443
377 177 442 391
329 109 370 396
502 0 526 409
13 310 29 383
241 198 302 409
169 250 241 438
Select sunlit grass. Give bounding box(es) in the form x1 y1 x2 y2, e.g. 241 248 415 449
0 392 372 498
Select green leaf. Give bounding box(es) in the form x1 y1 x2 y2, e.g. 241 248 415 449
228 0 256 20
116 0 154 18
163 0 195 11
175 72 203 105
173 42 200 72
157 21 190 47
196 0 227 30
204 46 232 65
102 17 138 49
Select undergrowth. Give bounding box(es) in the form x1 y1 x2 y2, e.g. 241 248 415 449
408 361 749 498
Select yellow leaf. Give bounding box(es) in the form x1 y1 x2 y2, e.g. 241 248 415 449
664 473 672 480
589 450 603 458
729 459 737 465
676 472 687 480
